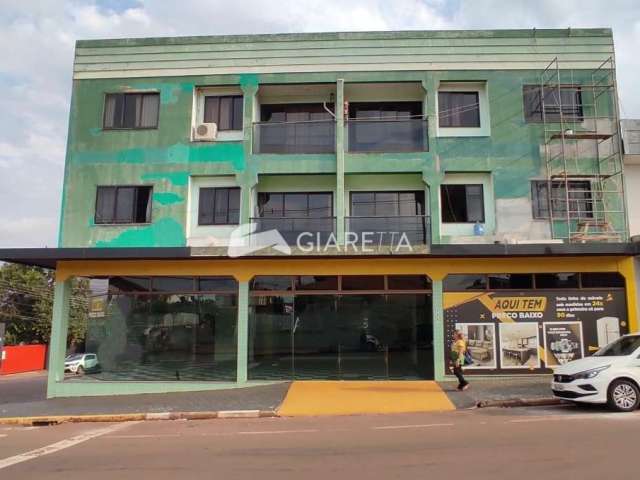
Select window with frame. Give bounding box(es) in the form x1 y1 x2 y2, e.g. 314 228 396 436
350 191 425 217
438 92 480 128
257 192 333 218
440 184 484 223
198 187 240 225
531 180 593 219
203 96 243 131
523 85 583 123
103 93 159 129
95 186 153 224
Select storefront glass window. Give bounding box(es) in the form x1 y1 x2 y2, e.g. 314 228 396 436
65 276 238 382
535 273 579 289
443 274 487 291
248 275 433 380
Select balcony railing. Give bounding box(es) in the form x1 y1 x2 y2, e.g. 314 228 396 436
345 215 430 246
250 217 336 246
253 120 336 154
346 118 428 153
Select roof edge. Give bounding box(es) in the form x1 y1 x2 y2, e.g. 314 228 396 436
75 28 614 49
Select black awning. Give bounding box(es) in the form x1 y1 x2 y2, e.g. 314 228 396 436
0 242 638 270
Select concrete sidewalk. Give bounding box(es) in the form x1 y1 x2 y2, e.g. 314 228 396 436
0 381 290 420
0 373 556 423
440 375 555 409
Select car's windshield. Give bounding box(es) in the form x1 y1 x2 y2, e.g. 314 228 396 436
65 354 83 361
593 336 640 357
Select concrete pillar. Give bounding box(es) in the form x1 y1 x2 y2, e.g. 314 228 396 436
429 182 442 244
236 281 249 383
47 279 71 397
240 82 259 226
431 279 446 381
336 78 345 244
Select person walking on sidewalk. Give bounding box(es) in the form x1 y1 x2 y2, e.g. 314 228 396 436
451 331 470 391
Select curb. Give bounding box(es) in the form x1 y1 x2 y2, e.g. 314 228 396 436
476 397 566 408
0 409 278 426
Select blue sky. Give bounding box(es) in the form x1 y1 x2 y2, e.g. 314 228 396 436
0 0 639 247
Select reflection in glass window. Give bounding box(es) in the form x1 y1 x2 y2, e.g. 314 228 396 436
535 273 579 289
67 277 238 382
488 274 534 290
580 273 625 288
443 274 487 291
250 276 293 291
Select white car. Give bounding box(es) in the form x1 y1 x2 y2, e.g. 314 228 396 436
552 334 640 412
64 353 99 375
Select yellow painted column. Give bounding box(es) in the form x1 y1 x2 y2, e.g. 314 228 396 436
618 257 639 332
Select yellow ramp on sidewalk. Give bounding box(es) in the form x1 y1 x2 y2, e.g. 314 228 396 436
278 381 455 417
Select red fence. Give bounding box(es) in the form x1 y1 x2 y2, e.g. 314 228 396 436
0 344 47 375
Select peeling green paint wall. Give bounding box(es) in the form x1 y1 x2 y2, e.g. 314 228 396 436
59 67 619 247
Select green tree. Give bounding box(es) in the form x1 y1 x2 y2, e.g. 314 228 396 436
0 263 88 346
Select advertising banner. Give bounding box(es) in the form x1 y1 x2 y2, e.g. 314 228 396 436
444 289 628 374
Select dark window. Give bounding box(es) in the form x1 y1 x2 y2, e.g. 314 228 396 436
531 180 593 219
443 274 488 291
295 276 339 291
438 92 480 128
535 273 579 289
250 276 293 291
198 187 240 225
350 191 425 217
580 273 625 288
198 277 238 292
440 184 484 223
347 102 425 153
523 85 583 123
488 274 534 290
257 192 332 218
108 277 151 293
341 276 385 291
204 96 243 131
387 275 432 290
151 277 196 292
348 102 422 120
103 93 159 129
261 103 334 122
95 186 152 224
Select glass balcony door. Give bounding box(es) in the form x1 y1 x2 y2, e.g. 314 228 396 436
347 191 429 245
254 103 336 154
254 192 334 245
347 101 426 152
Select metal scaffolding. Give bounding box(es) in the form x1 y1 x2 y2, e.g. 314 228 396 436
541 57 627 242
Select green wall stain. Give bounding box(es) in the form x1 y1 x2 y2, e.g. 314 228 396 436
141 171 190 186
153 192 183 205
239 73 259 88
95 218 186 248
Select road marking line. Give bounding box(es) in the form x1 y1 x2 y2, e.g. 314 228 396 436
238 429 318 435
0 434 6 438
373 423 454 430
0 422 137 470
107 433 181 439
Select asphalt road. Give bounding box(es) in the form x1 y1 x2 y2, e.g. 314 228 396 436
0 371 47 405
1 405 639 479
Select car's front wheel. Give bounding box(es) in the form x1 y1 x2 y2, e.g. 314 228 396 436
76 366 84 376
607 379 640 412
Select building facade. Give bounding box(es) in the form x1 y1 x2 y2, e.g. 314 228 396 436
2 28 639 398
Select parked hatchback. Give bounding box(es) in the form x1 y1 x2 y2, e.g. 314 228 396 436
64 353 100 375
552 334 640 412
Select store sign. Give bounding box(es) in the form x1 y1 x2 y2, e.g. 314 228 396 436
443 289 628 373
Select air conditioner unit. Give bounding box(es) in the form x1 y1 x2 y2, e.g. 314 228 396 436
193 122 217 141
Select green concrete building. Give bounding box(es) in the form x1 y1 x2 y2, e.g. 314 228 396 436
2 28 639 398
